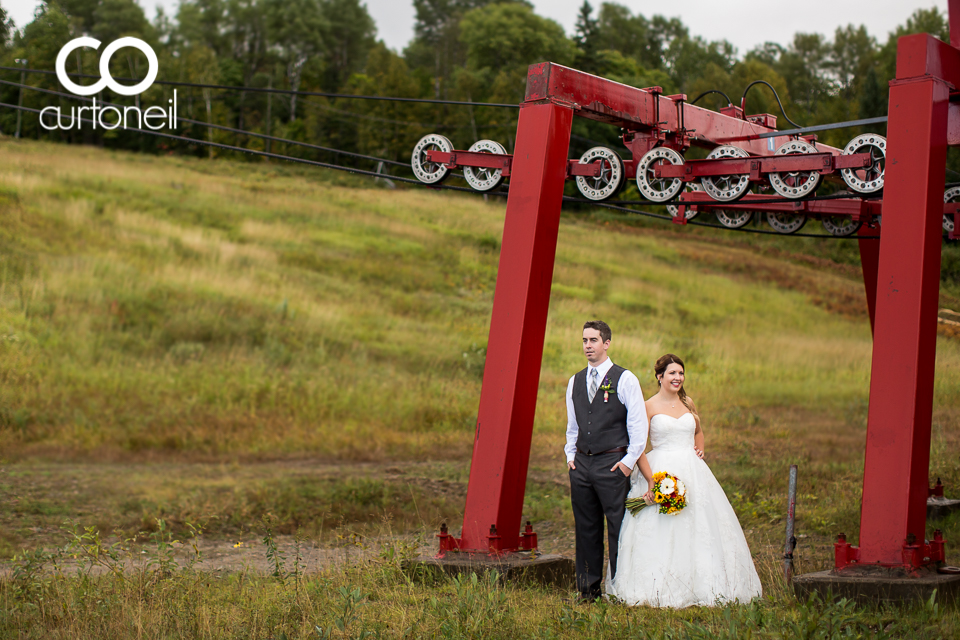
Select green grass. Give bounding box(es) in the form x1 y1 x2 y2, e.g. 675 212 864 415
3 138 958 462
2 536 956 639
3 138 960 637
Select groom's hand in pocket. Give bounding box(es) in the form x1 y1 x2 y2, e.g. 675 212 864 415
610 462 631 477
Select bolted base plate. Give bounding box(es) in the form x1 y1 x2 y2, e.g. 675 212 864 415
403 552 574 589
794 565 960 605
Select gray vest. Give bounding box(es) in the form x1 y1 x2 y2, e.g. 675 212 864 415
573 364 629 454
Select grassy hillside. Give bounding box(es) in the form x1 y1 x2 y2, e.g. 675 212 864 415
1 138 958 462
4 139 960 638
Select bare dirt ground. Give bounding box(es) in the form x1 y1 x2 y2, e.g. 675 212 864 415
0 456 581 579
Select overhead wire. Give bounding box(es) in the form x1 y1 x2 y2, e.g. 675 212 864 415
0 97 895 241
299 97 515 130
740 80 803 129
758 116 887 139
0 79 507 189
0 78 414 170
0 100 434 182
4 76 943 242
0 64 520 108
690 90 732 107
176 114 410 167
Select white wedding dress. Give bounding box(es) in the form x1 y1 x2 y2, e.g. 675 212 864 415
607 412 762 608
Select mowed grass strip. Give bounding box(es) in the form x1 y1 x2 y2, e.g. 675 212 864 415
3 532 958 639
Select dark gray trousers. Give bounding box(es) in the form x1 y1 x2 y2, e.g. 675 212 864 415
569 451 631 598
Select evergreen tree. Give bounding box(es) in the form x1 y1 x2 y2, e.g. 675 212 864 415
877 7 949 82
405 0 528 99
264 0 328 122
858 67 886 135
573 0 599 72
319 0 376 92
0 4 9 49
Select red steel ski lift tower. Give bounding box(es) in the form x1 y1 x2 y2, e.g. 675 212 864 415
419 1 960 597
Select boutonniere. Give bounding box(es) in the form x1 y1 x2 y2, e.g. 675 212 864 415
598 376 616 403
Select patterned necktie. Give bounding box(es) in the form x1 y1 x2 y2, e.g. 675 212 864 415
588 368 598 403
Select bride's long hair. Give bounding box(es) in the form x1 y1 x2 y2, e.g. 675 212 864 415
655 353 690 410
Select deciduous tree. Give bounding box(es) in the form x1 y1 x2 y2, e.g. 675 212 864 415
265 0 328 121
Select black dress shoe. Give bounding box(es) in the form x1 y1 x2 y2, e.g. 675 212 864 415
567 593 600 605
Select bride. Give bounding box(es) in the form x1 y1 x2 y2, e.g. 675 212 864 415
607 354 762 608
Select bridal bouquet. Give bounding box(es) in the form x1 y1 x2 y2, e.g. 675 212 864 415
625 471 687 516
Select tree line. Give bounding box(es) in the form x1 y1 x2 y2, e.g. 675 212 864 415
0 0 951 174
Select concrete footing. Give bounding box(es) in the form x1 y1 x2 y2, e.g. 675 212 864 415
927 496 960 520
793 565 960 605
403 552 575 589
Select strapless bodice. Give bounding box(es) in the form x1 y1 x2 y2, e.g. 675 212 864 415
649 412 696 451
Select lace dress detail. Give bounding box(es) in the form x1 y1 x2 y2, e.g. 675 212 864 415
607 413 762 608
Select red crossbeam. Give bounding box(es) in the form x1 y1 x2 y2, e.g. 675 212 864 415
678 195 960 219
676 193 883 219
425 149 604 179
427 150 511 173
524 62 841 156
655 153 872 180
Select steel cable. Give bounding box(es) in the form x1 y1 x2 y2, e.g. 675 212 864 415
0 78 412 169
0 64 520 108
740 80 803 129
0 99 917 241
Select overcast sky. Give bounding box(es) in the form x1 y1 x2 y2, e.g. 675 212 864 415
5 0 951 57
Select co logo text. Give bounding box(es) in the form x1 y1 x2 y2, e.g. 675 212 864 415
56 37 159 97
41 37 176 131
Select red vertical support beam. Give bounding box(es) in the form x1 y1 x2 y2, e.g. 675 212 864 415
951 0 960 49
857 225 880 335
458 102 573 551
858 34 949 565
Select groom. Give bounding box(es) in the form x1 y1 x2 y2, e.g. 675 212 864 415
565 320 648 602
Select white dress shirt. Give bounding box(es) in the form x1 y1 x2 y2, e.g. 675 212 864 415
564 357 648 470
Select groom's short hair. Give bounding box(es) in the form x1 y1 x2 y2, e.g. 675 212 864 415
583 320 611 343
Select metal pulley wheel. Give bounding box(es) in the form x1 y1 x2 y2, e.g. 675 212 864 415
944 186 960 234
822 216 862 236
715 209 753 229
766 212 807 234
636 147 685 202
666 182 702 220
462 140 506 192
840 134 885 194
701 145 751 202
575 147 625 201
411 134 454 184
768 139 822 199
